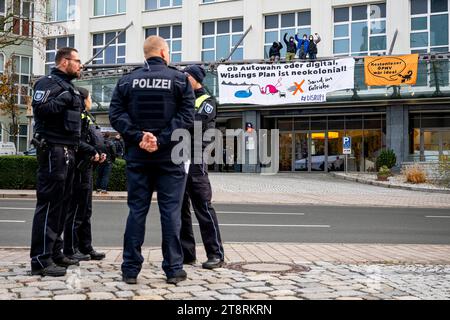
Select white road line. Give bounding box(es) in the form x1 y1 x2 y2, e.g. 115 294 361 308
194 223 330 228
0 207 34 211
217 211 305 216
0 220 26 223
426 216 450 219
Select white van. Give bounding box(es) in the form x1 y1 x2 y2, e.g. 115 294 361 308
0 142 17 155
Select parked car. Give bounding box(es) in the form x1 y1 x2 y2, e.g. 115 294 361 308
23 148 37 156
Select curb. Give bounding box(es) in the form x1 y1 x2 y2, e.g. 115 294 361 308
329 172 450 194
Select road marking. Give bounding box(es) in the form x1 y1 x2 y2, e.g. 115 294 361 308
217 211 305 216
0 207 34 211
426 216 450 219
0 220 26 223
194 223 330 228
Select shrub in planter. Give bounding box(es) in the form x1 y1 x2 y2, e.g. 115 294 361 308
376 149 397 170
377 165 391 181
403 164 427 184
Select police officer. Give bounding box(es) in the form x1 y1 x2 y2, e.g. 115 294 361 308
109 36 195 285
180 65 225 269
30 47 83 277
63 87 106 262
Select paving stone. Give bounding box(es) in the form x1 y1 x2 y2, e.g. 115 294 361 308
53 294 87 300
20 290 52 299
241 293 270 300
273 296 303 300
87 292 115 300
137 289 170 296
205 283 232 290
231 281 266 288
133 295 164 300
213 294 242 300
218 288 248 295
246 286 274 293
164 293 193 300
267 290 296 296
0 293 18 300
168 285 207 293
115 291 135 299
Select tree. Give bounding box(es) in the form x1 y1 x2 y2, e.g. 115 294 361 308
0 0 67 55
0 58 28 153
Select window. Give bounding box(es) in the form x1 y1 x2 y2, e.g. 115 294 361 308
45 36 75 74
410 0 449 53
145 25 182 62
144 0 182 11
12 55 32 105
0 0 5 15
333 3 387 56
201 18 244 62
0 53 4 74
9 124 28 152
411 0 449 87
94 0 126 16
13 0 33 37
47 0 76 22
92 31 126 64
264 11 311 59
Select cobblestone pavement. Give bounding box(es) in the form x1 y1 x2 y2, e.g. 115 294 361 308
1 244 449 300
2 173 450 208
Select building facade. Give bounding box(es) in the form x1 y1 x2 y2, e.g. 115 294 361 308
0 0 34 152
26 0 450 171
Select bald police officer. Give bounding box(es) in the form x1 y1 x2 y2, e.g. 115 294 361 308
109 36 195 285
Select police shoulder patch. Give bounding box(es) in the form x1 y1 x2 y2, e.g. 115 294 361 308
33 90 46 102
204 103 214 114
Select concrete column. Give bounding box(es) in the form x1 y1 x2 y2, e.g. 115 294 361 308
243 0 263 60
386 105 409 168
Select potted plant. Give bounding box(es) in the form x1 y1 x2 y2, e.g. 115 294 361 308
377 165 391 181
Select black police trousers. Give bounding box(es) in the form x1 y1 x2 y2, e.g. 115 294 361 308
63 165 94 256
30 145 76 269
122 161 187 278
180 163 224 262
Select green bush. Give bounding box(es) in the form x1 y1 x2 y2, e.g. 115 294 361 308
376 149 397 170
378 165 391 176
0 156 38 189
0 156 127 191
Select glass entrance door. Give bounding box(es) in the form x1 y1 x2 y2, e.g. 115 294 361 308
294 133 308 171
279 132 293 171
310 132 326 171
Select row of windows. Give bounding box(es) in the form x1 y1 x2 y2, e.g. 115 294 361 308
0 52 32 105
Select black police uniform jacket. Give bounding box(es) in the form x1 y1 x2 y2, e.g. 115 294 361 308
109 57 195 163
32 68 83 146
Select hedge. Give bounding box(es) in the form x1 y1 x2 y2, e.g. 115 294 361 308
0 156 127 191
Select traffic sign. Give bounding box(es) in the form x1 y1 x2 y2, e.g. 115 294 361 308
343 137 352 155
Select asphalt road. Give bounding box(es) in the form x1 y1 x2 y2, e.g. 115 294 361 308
0 199 450 247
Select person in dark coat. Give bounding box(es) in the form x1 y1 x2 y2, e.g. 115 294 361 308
269 41 283 63
283 33 297 62
308 33 322 60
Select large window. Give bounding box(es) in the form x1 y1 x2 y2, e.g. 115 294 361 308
333 3 386 56
92 31 126 64
264 11 311 59
13 0 33 37
94 0 126 16
9 124 28 152
145 25 182 62
410 0 449 53
45 36 75 74
12 55 32 105
144 0 182 10
47 0 76 22
201 18 244 62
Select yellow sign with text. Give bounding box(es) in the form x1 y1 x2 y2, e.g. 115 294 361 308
364 54 419 86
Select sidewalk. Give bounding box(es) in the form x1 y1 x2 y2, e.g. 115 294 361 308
1 244 449 300
3 173 450 208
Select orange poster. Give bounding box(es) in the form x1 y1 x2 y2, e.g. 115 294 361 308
364 54 419 86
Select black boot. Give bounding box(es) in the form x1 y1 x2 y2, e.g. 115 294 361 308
31 263 67 277
166 270 187 284
202 258 225 270
54 256 80 268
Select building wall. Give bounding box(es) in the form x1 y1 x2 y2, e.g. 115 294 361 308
33 0 416 75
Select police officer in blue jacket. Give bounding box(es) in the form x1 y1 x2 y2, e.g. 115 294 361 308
109 36 195 285
180 65 225 269
30 47 83 277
